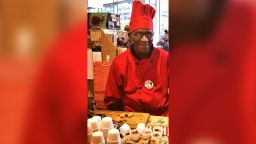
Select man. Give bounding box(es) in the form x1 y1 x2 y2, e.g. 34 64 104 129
104 0 169 116
157 30 169 51
170 0 256 143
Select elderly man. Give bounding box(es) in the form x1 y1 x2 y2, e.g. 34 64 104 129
104 0 169 116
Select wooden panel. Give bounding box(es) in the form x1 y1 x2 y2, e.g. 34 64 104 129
93 62 111 109
99 29 116 62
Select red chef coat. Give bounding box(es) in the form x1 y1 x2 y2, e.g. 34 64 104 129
170 1 256 144
104 48 169 116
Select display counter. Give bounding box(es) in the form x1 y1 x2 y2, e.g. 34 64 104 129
88 110 169 144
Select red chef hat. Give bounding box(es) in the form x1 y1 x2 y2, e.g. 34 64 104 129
129 0 156 32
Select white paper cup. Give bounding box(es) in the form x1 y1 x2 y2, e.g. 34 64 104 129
101 127 113 143
107 128 121 141
91 131 105 144
119 123 131 135
88 123 93 143
88 118 93 126
88 123 93 134
136 123 145 133
89 118 100 132
92 116 102 126
107 128 121 144
101 117 114 129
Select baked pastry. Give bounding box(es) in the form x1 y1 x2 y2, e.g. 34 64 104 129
149 137 159 144
127 113 134 118
130 129 140 142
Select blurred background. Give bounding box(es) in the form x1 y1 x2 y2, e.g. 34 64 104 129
170 0 256 144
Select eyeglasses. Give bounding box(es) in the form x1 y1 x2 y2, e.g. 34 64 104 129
132 30 154 40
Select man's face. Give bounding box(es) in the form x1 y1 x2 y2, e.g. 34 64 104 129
164 33 169 40
130 29 153 56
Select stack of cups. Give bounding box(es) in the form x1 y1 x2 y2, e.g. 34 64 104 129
107 128 121 144
88 118 100 132
91 131 105 144
100 117 114 142
119 123 131 135
88 123 93 143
